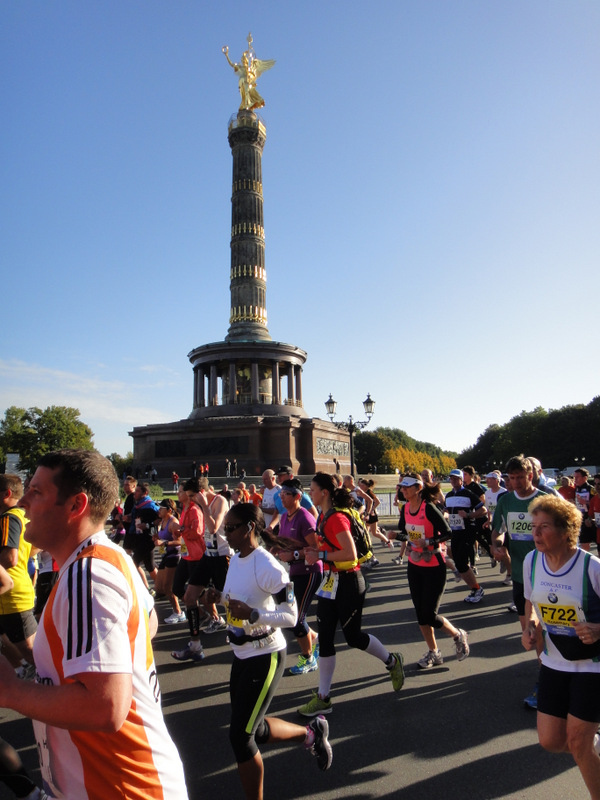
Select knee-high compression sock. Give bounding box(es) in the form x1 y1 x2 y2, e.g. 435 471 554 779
365 634 390 664
318 655 336 698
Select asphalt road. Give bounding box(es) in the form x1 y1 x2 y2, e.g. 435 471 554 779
0 550 588 800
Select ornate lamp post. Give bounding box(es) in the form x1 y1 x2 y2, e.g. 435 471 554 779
325 393 375 477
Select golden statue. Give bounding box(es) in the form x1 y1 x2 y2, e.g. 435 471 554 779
222 33 275 111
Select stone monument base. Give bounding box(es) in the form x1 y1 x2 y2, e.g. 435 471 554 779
130 415 350 479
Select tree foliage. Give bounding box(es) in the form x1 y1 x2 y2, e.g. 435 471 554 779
0 406 95 474
459 397 600 472
355 428 457 475
107 451 134 478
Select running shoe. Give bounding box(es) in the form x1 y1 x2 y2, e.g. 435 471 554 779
391 555 404 565
311 638 320 660
454 629 470 661
499 561 507 574
507 603 518 613
472 566 479 576
593 732 600 757
490 559 497 568
171 642 205 662
523 684 538 709
388 652 405 692
204 616 227 634
289 654 318 675
417 650 444 669
464 587 485 604
502 576 513 586
298 692 333 717
164 611 187 624
307 715 333 771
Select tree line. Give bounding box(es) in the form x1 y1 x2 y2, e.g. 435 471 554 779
458 396 600 472
355 427 458 476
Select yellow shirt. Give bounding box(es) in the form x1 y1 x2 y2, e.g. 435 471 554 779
0 507 34 614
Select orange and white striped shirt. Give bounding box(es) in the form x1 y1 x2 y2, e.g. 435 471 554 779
33 532 188 799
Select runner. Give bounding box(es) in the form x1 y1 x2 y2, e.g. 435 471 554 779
491 454 547 708
297 473 405 718
270 479 321 675
3 449 188 799
444 470 487 603
206 502 332 800
398 474 470 669
522 494 600 800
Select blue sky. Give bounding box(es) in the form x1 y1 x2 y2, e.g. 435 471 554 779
2 1 599 458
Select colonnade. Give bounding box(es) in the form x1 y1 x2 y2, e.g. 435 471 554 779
192 359 303 409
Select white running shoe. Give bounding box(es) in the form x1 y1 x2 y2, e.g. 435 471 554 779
164 611 186 624
417 650 444 669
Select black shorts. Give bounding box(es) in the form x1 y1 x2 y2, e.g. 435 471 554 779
538 663 600 722
450 529 477 573
0 610 37 644
189 555 229 591
512 580 526 616
367 513 378 524
158 553 180 570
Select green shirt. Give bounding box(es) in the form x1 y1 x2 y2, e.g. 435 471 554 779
492 489 543 584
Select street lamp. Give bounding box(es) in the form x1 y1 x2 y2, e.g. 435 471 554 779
325 393 375 476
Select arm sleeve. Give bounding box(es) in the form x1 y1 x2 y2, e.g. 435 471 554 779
255 554 298 628
397 506 406 534
425 503 452 539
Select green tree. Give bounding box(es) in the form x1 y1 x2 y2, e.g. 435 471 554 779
107 451 134 478
0 405 94 474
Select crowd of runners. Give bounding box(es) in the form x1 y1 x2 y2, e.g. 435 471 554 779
0 455 599 799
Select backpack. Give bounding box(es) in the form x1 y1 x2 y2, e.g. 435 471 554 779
320 507 373 564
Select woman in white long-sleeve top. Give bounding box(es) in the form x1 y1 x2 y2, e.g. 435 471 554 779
206 503 332 800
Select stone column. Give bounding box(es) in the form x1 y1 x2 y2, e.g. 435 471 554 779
295 366 302 406
198 368 205 408
226 110 271 342
272 360 280 405
287 363 295 404
251 362 260 403
210 364 218 406
229 362 237 404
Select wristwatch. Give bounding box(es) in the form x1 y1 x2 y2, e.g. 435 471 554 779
249 608 260 624
293 550 300 561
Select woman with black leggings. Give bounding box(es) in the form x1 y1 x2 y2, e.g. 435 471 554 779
298 472 405 718
398 473 470 669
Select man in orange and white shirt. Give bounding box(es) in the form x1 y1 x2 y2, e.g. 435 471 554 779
0 449 188 800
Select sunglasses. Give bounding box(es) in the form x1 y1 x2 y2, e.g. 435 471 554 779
223 522 246 534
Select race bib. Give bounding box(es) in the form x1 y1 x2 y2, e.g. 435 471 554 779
407 524 425 542
224 594 247 629
448 514 465 530
537 602 584 637
507 512 533 540
316 571 339 600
